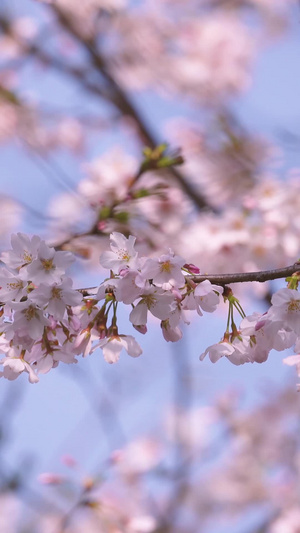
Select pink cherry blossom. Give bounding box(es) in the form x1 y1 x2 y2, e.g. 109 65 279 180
129 288 175 326
73 329 99 357
29 344 78 374
1 232 40 270
9 301 50 340
0 268 26 302
183 280 223 315
24 242 74 285
268 288 300 336
114 270 144 304
29 278 82 320
140 252 185 290
161 320 183 342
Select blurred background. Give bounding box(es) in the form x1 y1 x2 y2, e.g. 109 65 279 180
0 0 300 531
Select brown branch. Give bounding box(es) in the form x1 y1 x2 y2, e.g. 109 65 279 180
191 263 300 285
0 18 115 105
48 5 213 212
0 9 214 211
0 11 213 211
78 263 300 296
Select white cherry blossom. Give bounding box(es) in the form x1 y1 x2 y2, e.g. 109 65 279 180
94 334 142 363
200 341 236 363
194 280 223 313
182 280 223 315
100 232 139 274
0 356 39 383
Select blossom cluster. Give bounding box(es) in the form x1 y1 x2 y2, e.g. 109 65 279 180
0 230 299 385
47 142 300 302
0 233 82 383
0 0 291 159
201 289 300 374
1 0 297 300
0 231 223 383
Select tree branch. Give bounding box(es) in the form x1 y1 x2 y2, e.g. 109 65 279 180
78 263 300 296
191 263 300 285
48 5 213 212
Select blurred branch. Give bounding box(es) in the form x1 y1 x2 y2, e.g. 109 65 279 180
47 5 213 212
70 366 127 449
23 143 78 194
161 338 194 531
52 143 185 251
0 18 115 104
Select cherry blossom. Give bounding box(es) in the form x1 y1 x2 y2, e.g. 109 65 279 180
161 321 183 342
1 233 40 271
0 355 39 383
73 329 100 357
24 242 74 285
100 232 139 274
0 228 299 384
9 301 50 340
129 287 175 326
0 0 298 395
194 280 223 313
0 268 26 302
28 343 78 374
182 279 223 315
114 270 145 304
140 251 185 290
268 288 300 335
29 278 82 320
2 2 300 532
93 334 142 364
200 341 237 364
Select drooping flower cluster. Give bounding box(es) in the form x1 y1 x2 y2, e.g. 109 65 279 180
1 230 300 385
97 233 300 386
201 286 300 387
95 232 223 359
0 233 82 383
0 231 223 383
